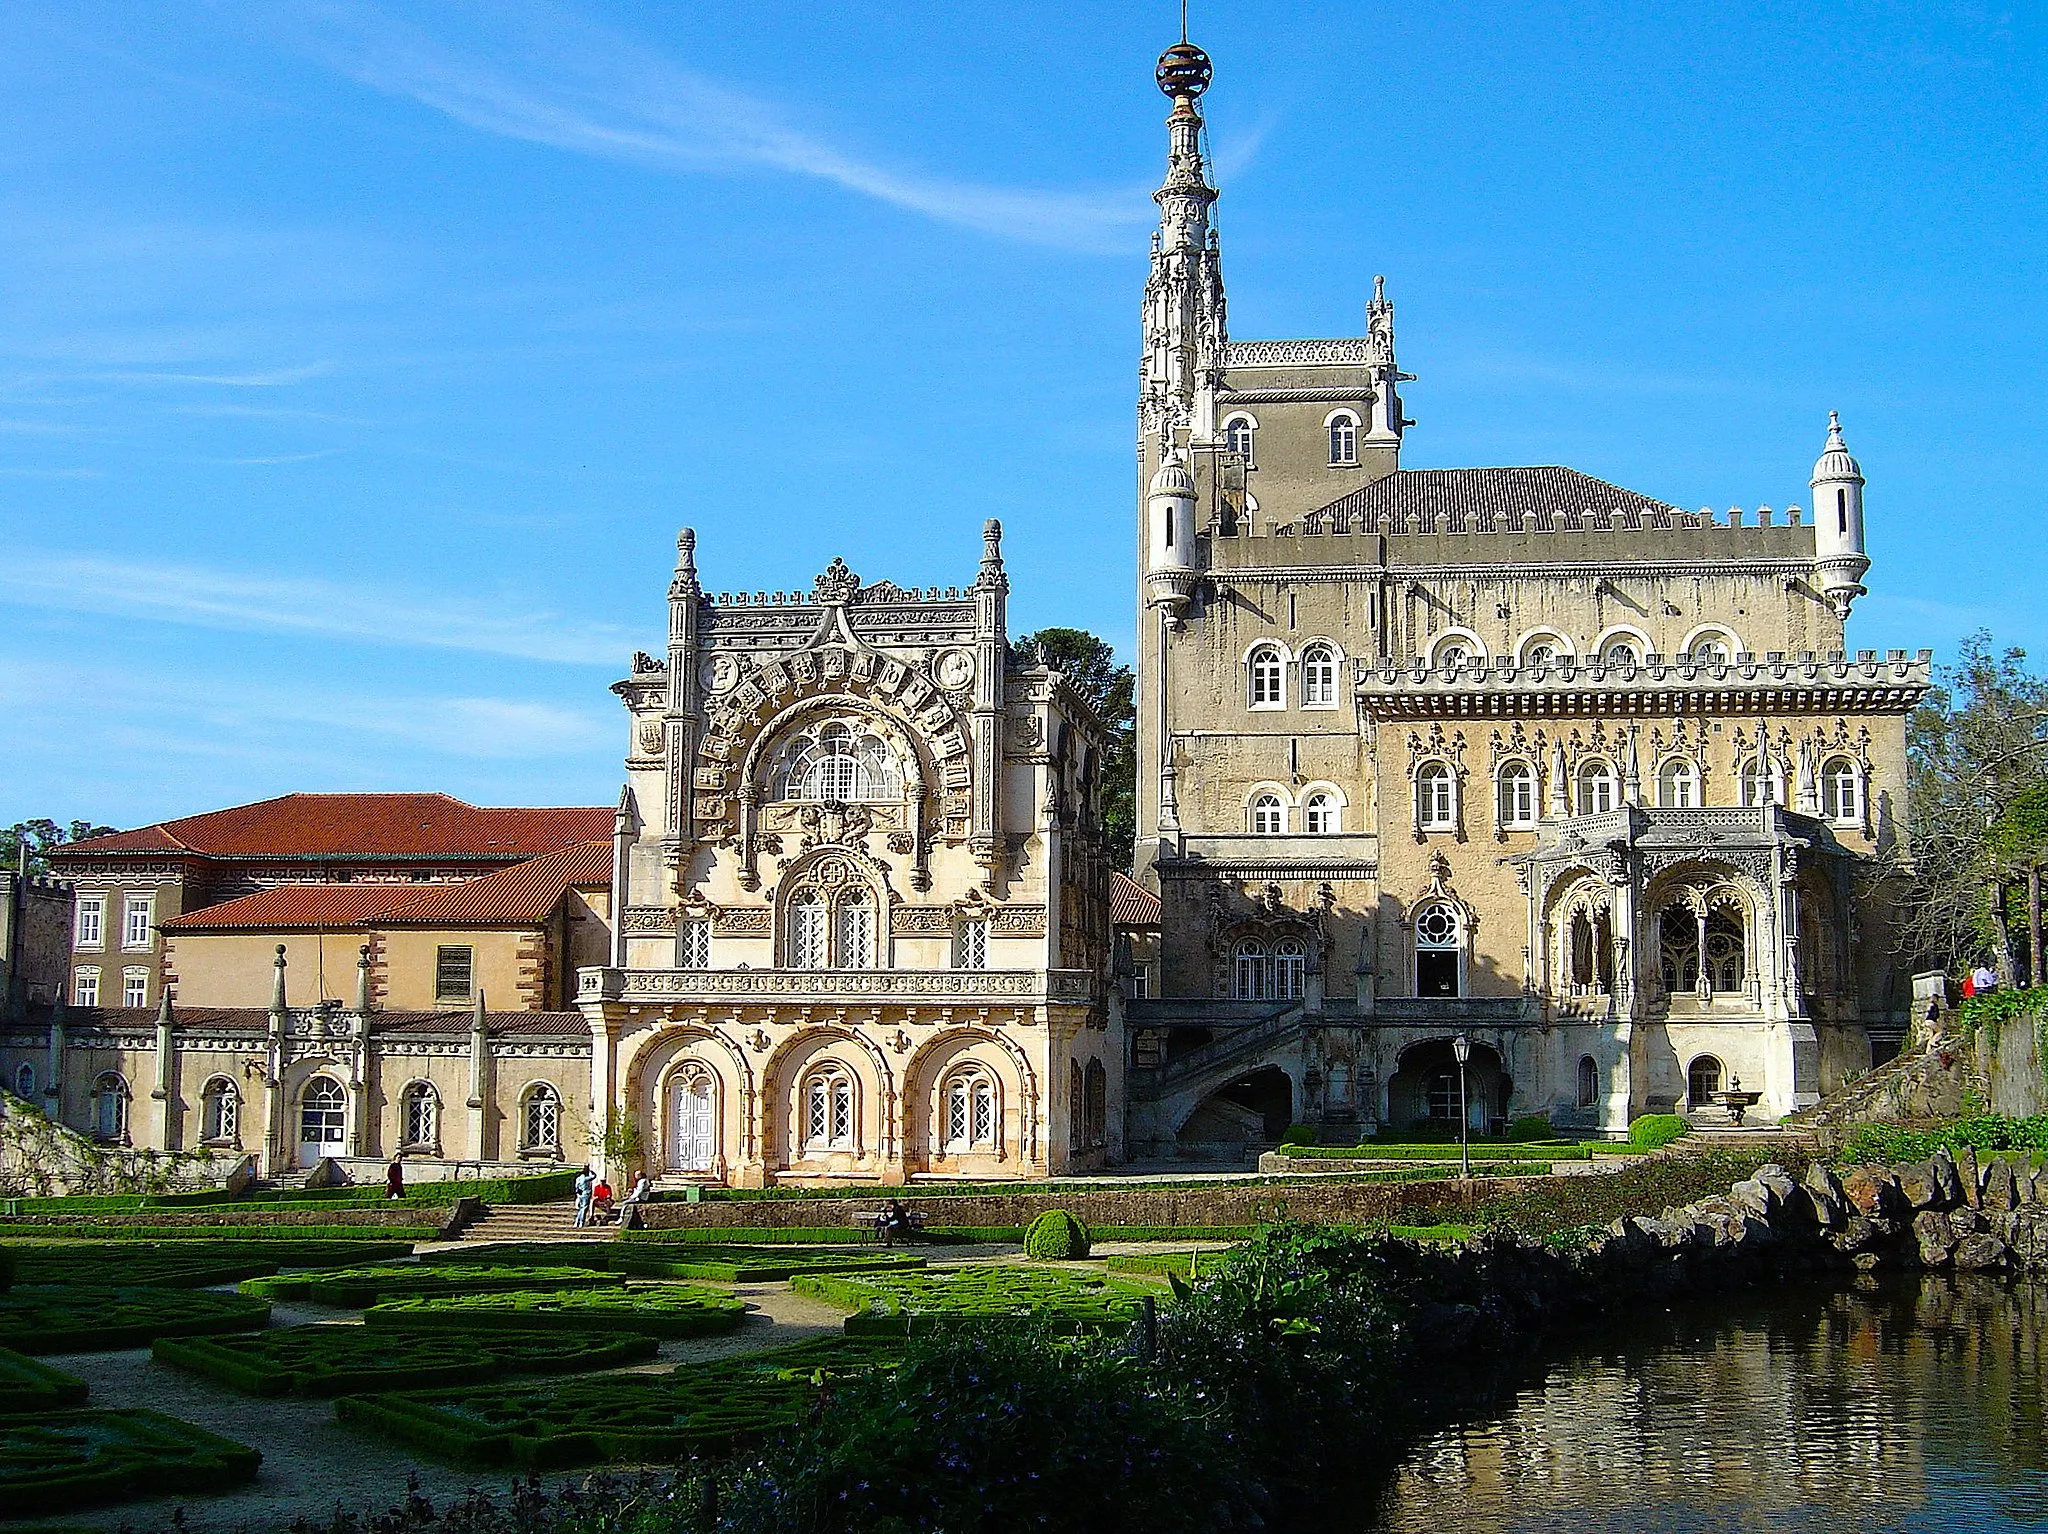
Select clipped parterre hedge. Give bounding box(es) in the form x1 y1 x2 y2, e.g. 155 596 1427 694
241 1263 624 1308
154 1322 657 1396
0 1285 271 1354
0 1224 444 1243
613 1248 926 1283
365 1283 748 1338
1022 1210 1091 1260
791 1266 1150 1335
1272 1141 1593 1160
0 1408 260 1516
0 1345 89 1411
6 1240 416 1290
337 1336 902 1470
1628 1113 1692 1150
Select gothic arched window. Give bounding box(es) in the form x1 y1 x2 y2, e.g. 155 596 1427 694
943 1067 998 1153
1658 759 1699 809
1685 631 1737 665
1496 761 1537 829
803 1064 857 1152
523 1083 563 1153
1414 901 1463 998
92 1071 128 1142
835 890 876 969
1576 760 1618 816
1822 756 1863 825
402 1082 440 1149
1274 939 1307 1001
1741 755 1784 808
1233 940 1272 1000
779 721 902 802
1223 414 1256 466
1248 645 1285 708
1302 791 1338 835
201 1076 240 1145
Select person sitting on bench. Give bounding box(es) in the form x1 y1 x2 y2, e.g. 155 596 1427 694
618 1170 653 1228
879 1198 916 1245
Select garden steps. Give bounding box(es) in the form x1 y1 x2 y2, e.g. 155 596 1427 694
456 1201 613 1245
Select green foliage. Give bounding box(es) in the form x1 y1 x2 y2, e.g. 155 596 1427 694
153 1323 654 1397
1837 1113 2048 1165
1104 1249 1234 1279
1471 1150 1808 1241
0 1409 260 1517
2 820 117 877
1019 627 1135 871
1628 1113 1692 1149
1280 1122 1319 1146
1275 1140 1590 1161
1507 1114 1557 1142
241 1263 622 1309
591 1106 644 1171
337 1337 902 1470
0 1243 12 1291
363 1283 748 1338
0 1223 442 1242
792 1265 1149 1335
1022 1209 1092 1259
725 1325 1258 1534
0 1346 87 1412
0 1285 270 1353
612 1247 925 1283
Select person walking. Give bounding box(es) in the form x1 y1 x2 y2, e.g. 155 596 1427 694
572 1165 596 1229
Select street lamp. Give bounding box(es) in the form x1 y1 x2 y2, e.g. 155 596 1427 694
1450 1033 1472 1180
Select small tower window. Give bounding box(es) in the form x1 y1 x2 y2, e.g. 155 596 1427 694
1301 643 1339 707
1838 488 1849 534
1327 413 1359 465
1416 762 1457 831
1223 415 1256 466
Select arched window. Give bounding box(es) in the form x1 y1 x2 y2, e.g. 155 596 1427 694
943 1068 998 1153
1657 759 1699 809
1085 1060 1108 1148
201 1077 240 1145
1327 412 1359 465
1414 901 1463 998
781 722 902 802
1822 756 1863 825
1416 762 1457 831
1576 760 1618 816
1576 1055 1600 1110
1685 631 1736 665
1300 643 1339 707
803 1064 857 1152
1518 633 1569 670
1274 939 1307 1001
1687 1055 1723 1107
1069 1060 1086 1152
1600 637 1643 667
1302 792 1338 835
523 1083 563 1153
789 890 830 970
1248 645 1285 708
835 890 875 969
1250 793 1287 835
401 1082 440 1149
1741 756 1783 808
298 1076 345 1164
13 1062 34 1099
1233 940 1272 1000
1223 414 1256 465
1496 761 1538 829
1431 636 1478 669
93 1071 129 1142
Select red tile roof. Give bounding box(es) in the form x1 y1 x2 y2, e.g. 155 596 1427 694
162 842 611 933
58 794 612 861
1111 872 1161 929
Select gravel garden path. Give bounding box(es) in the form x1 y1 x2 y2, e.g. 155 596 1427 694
0 1281 853 1533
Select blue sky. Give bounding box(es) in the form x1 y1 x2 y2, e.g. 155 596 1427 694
3 1 2042 829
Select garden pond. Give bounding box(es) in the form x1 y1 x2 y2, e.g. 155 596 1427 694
1376 1274 2048 1532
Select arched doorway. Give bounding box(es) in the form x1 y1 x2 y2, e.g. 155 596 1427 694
1387 1039 1509 1136
298 1076 345 1168
1687 1055 1723 1110
667 1063 718 1175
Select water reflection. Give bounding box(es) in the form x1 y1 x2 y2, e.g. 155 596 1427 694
1376 1277 2048 1533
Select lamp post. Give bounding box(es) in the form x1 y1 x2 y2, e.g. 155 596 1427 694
1451 1033 1472 1180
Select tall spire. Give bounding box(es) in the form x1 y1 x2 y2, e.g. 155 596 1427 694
1140 33 1227 458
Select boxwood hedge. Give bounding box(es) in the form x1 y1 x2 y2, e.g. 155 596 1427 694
8 1239 416 1290
0 1408 260 1516
0 1345 89 1411
241 1263 624 1308
153 1323 656 1396
0 1285 271 1354
791 1267 1150 1336
0 1224 443 1243
364 1283 747 1338
336 1336 900 1470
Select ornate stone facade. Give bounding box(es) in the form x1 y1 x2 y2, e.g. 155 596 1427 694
577 522 1115 1185
1127 36 1927 1153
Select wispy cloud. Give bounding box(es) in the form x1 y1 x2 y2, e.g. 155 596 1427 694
208 447 347 466
0 551 634 666
275 1 1150 253
80 362 333 388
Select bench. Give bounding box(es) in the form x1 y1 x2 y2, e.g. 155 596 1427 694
852 1208 928 1245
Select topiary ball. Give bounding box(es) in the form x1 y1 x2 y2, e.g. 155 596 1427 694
1022 1210 1091 1260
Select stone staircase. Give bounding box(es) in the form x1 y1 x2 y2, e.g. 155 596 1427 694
454 1199 608 1244
1128 1002 1306 1105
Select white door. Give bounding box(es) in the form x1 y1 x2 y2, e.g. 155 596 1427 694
672 1073 715 1173
299 1078 346 1168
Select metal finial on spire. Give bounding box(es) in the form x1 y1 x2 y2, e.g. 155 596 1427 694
1156 36 1211 99
1180 0 1189 43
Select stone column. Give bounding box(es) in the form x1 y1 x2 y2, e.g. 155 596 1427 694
467 990 492 1161
151 988 176 1151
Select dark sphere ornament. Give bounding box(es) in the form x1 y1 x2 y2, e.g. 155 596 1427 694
1155 41 1212 99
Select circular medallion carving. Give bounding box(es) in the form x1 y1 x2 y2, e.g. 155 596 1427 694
936 649 976 690
700 655 742 696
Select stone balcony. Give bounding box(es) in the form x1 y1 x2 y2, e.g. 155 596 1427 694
575 966 1095 1006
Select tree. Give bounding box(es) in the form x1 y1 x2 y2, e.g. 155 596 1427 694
4 819 118 877
1016 628 1136 872
1898 634 2048 972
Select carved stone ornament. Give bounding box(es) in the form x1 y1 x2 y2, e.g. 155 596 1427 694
813 558 861 604
712 908 771 935
700 654 742 696
887 831 916 856
632 650 664 674
748 1028 772 1052
891 906 955 935
799 800 875 849
1009 714 1046 750
935 648 976 690
636 720 666 756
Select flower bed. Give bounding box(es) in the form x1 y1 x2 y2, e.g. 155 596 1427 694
0 1408 260 1516
365 1283 748 1338
153 1323 657 1396
790 1266 1152 1336
0 1345 89 1410
0 1285 271 1353
241 1263 624 1308
336 1336 901 1469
